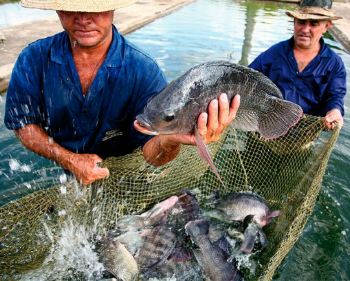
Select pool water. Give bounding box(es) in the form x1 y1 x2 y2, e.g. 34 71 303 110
0 0 349 280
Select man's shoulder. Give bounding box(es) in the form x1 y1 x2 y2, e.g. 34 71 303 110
321 41 346 69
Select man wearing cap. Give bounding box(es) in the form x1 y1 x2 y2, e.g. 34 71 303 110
249 0 346 130
4 0 240 185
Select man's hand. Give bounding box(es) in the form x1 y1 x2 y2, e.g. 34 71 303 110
196 93 240 144
67 153 110 186
16 124 109 186
139 93 240 166
324 108 343 130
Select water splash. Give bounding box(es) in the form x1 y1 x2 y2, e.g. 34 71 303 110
9 158 31 172
20 181 106 281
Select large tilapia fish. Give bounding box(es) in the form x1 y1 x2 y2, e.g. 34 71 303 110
136 61 303 181
205 192 280 253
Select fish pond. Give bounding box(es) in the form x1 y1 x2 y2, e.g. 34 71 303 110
0 0 349 280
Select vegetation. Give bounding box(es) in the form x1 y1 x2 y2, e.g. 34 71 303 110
0 0 18 4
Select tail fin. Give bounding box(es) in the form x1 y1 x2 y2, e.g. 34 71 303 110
259 98 303 139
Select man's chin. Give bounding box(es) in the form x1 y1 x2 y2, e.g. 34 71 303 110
73 38 101 48
295 40 311 49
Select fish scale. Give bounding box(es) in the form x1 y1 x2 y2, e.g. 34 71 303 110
136 224 176 270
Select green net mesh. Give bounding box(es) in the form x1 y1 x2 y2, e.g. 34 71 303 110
0 115 340 280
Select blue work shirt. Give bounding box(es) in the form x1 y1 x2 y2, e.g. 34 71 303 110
5 26 167 158
249 37 346 116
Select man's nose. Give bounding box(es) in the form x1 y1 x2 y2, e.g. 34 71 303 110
301 22 313 31
75 12 92 24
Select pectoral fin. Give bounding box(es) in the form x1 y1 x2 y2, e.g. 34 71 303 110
194 128 224 185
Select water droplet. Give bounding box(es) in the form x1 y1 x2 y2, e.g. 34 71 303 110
60 186 67 195
60 174 68 184
58 210 66 216
9 159 20 171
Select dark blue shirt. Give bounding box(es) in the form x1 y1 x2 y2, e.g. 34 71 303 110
249 37 346 116
4 26 167 158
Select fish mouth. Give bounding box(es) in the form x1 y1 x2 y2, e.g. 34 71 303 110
135 115 158 136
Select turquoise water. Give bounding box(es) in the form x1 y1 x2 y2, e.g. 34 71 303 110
0 0 349 280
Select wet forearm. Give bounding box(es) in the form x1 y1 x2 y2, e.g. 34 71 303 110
142 135 181 166
15 124 76 171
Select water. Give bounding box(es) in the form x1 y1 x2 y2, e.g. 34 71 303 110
0 0 349 280
0 2 56 28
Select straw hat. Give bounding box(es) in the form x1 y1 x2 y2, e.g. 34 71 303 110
20 0 136 12
286 0 342 21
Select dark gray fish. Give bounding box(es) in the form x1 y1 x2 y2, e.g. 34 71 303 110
137 61 302 138
136 61 303 182
136 224 176 270
110 196 178 256
208 192 280 227
206 192 280 253
100 238 139 281
185 219 241 281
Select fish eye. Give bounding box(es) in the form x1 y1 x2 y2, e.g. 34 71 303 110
164 114 175 122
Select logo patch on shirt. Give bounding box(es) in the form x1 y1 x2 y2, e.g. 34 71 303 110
102 129 124 141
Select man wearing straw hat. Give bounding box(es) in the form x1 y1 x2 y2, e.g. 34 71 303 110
249 0 346 130
4 0 240 185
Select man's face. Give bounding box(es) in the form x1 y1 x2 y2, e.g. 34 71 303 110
293 19 332 50
57 11 114 48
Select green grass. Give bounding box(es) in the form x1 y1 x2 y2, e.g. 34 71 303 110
0 0 18 4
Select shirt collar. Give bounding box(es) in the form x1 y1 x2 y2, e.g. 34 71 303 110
287 36 330 58
50 25 123 67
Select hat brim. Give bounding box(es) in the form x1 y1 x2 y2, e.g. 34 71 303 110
20 0 136 12
286 11 342 21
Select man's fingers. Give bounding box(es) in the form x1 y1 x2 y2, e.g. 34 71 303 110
218 93 229 127
95 166 110 177
207 99 219 135
81 167 109 186
324 109 343 130
228 94 240 121
197 112 208 138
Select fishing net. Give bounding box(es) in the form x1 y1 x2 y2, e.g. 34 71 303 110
0 114 340 281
